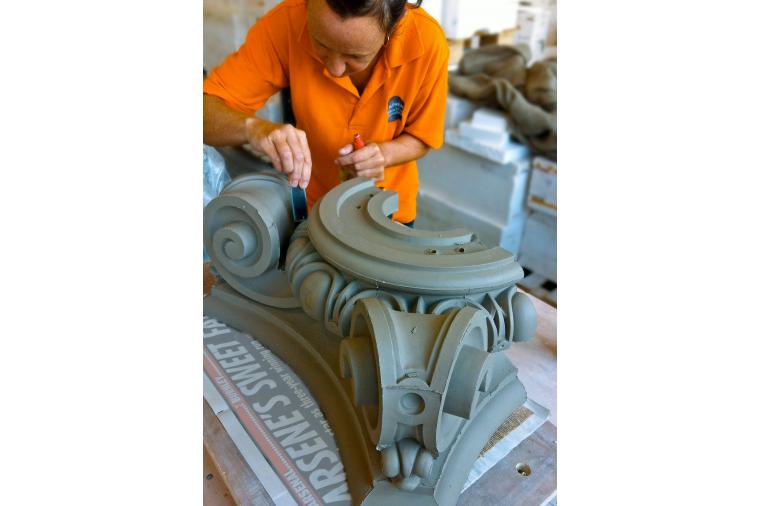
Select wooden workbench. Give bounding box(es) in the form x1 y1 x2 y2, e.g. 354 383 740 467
203 264 557 505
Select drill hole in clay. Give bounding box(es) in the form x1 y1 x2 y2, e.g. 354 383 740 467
399 393 425 415
456 247 465 253
515 462 532 477
425 248 438 255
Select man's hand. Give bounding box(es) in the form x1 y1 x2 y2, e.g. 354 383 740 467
246 118 312 188
335 142 387 182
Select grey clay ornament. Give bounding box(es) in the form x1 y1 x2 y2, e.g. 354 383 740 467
204 174 537 505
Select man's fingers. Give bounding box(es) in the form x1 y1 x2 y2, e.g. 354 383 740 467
260 140 282 172
248 121 314 184
353 159 371 173
296 130 312 188
287 131 304 187
337 144 380 166
334 142 385 181
353 152 384 173
337 144 353 156
336 151 360 166
272 133 295 180
356 168 382 179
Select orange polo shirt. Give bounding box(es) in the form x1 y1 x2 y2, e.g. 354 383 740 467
203 0 448 223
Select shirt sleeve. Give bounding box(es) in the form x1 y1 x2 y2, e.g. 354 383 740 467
203 9 290 114
403 36 449 149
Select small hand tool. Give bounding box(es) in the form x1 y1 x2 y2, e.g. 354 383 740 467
290 183 308 223
339 133 366 181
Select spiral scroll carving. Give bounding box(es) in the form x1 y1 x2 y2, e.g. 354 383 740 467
204 174 299 307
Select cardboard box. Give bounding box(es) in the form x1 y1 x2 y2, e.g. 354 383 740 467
518 211 556 281
514 6 551 63
476 27 518 47
447 38 465 66
526 156 557 217
517 0 557 44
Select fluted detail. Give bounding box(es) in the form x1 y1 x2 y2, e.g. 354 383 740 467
286 222 409 336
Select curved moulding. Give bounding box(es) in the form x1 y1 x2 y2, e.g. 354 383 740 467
338 297 515 493
307 178 524 296
428 292 513 351
203 286 376 504
204 174 299 308
496 287 538 343
510 291 538 342
426 306 496 453
433 372 526 505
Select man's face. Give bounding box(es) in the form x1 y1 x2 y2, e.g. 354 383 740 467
306 0 386 77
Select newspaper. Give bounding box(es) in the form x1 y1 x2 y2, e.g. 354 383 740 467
203 315 548 505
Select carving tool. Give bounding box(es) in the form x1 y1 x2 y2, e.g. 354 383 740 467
339 133 366 181
291 184 308 223
353 133 365 150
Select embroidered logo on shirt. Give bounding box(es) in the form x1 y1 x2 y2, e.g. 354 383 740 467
387 96 404 122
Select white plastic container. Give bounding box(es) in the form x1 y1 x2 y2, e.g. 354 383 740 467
445 128 529 165
444 94 479 129
417 143 531 224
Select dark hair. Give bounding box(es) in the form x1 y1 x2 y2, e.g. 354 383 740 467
325 0 423 35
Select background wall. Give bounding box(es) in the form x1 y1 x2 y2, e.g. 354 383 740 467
204 0 558 71
204 0 281 71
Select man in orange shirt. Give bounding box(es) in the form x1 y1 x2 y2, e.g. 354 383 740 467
203 0 448 225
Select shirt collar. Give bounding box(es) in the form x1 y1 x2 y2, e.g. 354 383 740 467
385 9 425 68
298 18 316 60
